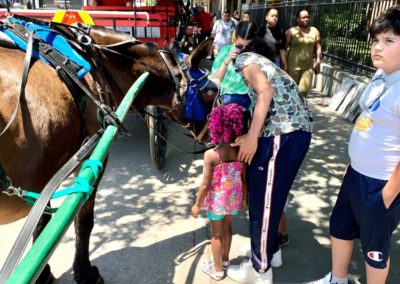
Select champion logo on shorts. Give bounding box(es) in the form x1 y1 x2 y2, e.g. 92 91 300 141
367 251 383 262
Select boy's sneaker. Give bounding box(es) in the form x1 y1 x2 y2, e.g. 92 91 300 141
309 273 331 284
241 244 282 267
201 260 224 281
279 233 290 248
227 259 273 284
309 272 349 284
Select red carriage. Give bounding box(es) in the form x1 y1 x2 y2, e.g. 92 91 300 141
0 0 183 47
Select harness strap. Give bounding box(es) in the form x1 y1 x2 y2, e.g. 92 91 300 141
158 50 180 90
139 109 210 154
0 165 11 192
9 21 124 133
169 46 193 81
0 131 102 282
158 49 183 105
0 30 34 137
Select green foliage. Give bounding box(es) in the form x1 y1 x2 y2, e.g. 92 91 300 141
324 37 372 66
319 6 369 41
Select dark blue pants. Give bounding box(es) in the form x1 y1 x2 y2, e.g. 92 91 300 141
247 130 311 272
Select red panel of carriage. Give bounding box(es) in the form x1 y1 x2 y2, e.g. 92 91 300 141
0 0 178 47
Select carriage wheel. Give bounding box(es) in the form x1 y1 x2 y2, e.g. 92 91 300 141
146 106 167 170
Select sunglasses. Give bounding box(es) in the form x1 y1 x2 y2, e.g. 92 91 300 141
235 44 247 50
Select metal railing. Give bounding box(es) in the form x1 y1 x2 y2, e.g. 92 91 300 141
242 0 399 76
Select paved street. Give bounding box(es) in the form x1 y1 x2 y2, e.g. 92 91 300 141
1 91 399 283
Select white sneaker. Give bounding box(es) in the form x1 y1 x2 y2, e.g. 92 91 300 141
309 272 335 284
241 243 282 268
241 243 252 258
271 249 282 268
227 259 273 284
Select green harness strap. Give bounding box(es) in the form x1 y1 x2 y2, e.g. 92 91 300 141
21 159 103 211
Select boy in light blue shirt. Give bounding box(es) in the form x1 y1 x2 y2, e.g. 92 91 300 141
317 5 400 284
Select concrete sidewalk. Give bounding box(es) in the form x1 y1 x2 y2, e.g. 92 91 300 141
0 90 399 283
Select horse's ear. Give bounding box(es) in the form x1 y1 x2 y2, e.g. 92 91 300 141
186 38 214 69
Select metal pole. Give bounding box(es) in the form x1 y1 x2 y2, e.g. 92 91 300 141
5 72 149 284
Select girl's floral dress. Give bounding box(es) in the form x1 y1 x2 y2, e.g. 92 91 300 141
203 149 244 215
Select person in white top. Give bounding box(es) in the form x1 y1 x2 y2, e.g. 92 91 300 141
211 9 236 55
315 5 400 284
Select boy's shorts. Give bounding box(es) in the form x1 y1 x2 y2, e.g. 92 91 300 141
330 166 400 269
208 210 239 221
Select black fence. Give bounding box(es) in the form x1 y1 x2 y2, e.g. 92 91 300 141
242 0 399 76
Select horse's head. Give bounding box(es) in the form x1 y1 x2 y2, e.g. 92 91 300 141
185 38 220 106
87 26 217 143
87 26 180 112
172 38 220 143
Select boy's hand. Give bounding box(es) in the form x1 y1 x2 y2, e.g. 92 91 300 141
191 205 200 218
382 185 397 209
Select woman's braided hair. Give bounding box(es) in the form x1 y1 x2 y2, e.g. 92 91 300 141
208 103 245 145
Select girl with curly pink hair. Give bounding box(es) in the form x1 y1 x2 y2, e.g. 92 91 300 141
191 103 248 280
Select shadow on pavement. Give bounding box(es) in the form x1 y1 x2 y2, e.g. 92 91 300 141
3 91 400 284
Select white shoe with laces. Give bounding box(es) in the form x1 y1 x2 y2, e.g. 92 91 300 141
241 243 282 267
309 272 348 284
227 258 273 284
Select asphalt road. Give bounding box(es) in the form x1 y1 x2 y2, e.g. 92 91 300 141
1 93 400 283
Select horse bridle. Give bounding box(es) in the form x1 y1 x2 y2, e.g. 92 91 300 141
158 47 221 143
90 31 222 144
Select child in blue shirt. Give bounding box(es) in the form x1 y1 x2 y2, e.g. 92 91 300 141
317 5 400 284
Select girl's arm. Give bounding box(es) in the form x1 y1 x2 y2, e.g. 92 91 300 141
382 161 400 208
191 151 214 218
231 63 275 164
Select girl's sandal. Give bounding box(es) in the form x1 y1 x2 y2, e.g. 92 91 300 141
222 260 230 271
211 256 230 271
201 260 224 281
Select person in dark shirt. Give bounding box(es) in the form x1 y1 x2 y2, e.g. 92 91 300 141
258 8 287 70
193 6 213 42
